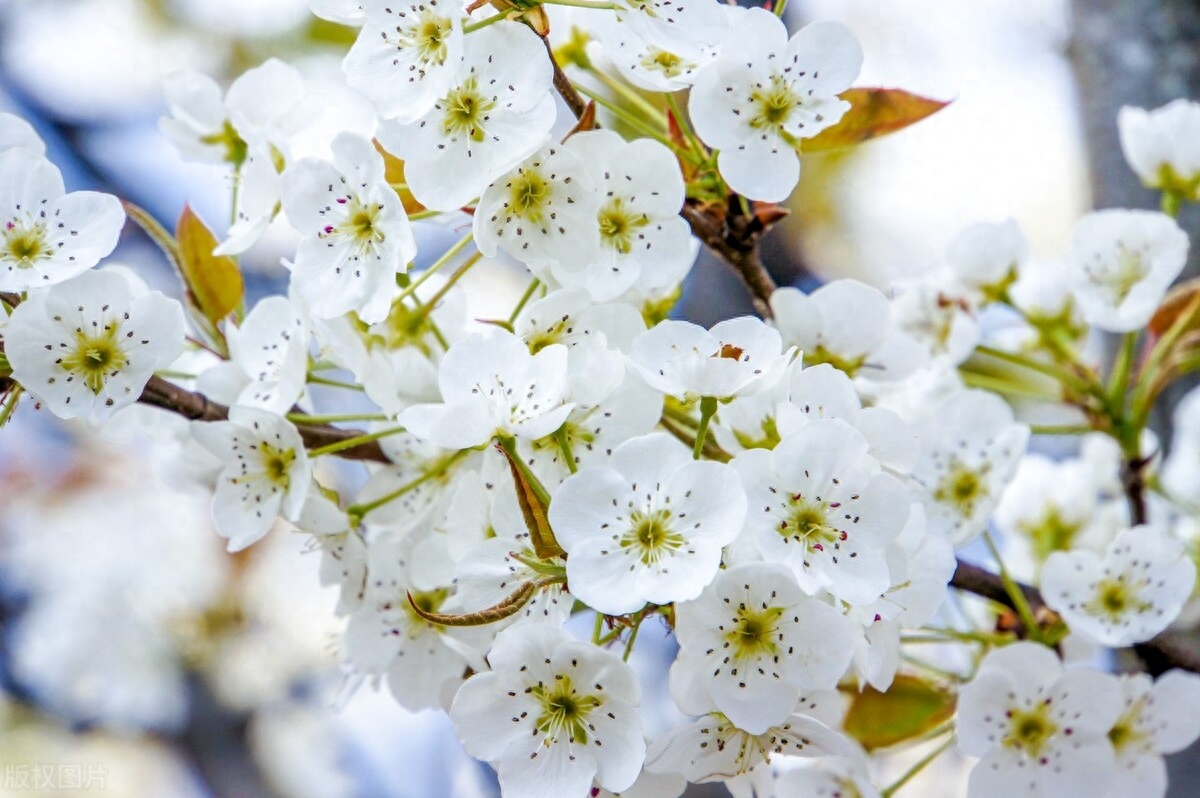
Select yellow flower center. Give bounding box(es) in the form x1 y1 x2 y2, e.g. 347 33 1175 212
2 220 49 269
531 676 602 743
60 328 128 395
620 508 685 566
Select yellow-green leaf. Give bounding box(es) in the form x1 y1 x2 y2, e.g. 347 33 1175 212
175 204 244 328
496 438 565 560
803 88 950 153
373 141 428 215
842 675 957 751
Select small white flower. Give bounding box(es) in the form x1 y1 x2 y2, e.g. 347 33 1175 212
450 624 645 798
1105 670 1200 798
1042 525 1195 647
888 278 980 367
342 0 464 123
5 269 184 421
672 563 855 733
197 295 308 414
945 218 1028 303
376 21 556 212
1068 209 1188 332
1118 100 1200 200
771 281 924 382
192 406 312 551
593 17 719 93
0 112 45 155
911 389 1028 546
549 432 747 614
0 148 125 292
957 642 1123 798
630 316 794 402
688 11 862 201
550 130 693 301
772 756 881 798
282 132 417 323
398 331 574 449
732 419 910 605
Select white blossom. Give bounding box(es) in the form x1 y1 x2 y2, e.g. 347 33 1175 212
197 295 308 414
945 218 1028 302
0 112 45 155
0 148 125 292
5 269 184 421
957 642 1123 798
1105 670 1200 798
1118 99 1200 200
192 406 312 551
376 21 556 212
281 131 417 322
450 624 645 798
342 0 464 122
688 11 862 201
548 432 747 614
1042 525 1195 647
1068 209 1188 332
671 563 855 733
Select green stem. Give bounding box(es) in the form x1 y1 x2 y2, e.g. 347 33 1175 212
692 396 718 460
463 11 512 33
508 277 541 326
347 450 469 520
0 386 22 428
586 65 666 129
553 427 578 474
958 370 1058 401
573 84 686 157
1107 331 1138 411
622 612 645 662
307 374 366 391
416 251 484 321
1028 423 1093 436
397 232 475 304
592 611 606 645
498 434 553 507
307 425 407 458
982 531 1042 641
539 0 620 8
880 734 956 798
664 91 706 158
287 412 391 424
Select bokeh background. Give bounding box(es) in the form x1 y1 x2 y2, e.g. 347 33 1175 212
0 0 1196 795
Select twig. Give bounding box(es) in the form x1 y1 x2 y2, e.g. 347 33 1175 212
139 376 389 463
541 36 589 121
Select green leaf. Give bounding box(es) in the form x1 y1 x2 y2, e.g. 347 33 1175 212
496 437 565 560
802 88 950 153
175 204 245 330
842 674 957 751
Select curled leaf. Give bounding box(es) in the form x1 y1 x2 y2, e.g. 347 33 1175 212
842 674 957 751
407 581 537 627
176 204 245 328
1149 278 1200 339
803 88 950 153
496 438 566 560
374 140 428 215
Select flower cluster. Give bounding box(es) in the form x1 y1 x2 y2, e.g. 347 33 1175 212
4 6 1200 798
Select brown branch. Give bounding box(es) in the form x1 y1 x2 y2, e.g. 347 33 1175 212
542 36 588 121
951 557 1200 675
1120 454 1150 525
139 376 389 463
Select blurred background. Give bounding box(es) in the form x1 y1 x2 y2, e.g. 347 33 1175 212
0 0 1196 795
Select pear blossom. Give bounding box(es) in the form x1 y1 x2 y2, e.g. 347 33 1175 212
1042 525 1195 647
593 16 720 93
646 703 858 786
342 0 464 122
192 406 312 551
771 281 924 382
344 528 484 710
450 624 645 798
376 21 556 212
197 295 308 414
688 11 862 201
731 419 910 605
474 143 601 272
911 389 1029 546
548 432 747 615
0 112 45 155
1118 99 1200 201
398 331 574 449
5 269 184 421
281 132 417 323
772 756 881 798
671 563 856 733
629 316 794 402
0 148 125 292
946 218 1028 303
1068 209 1187 332
1104 670 1200 798
957 642 1123 798
550 130 694 301
888 278 980 367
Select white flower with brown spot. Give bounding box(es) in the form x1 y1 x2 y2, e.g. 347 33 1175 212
450 624 645 798
5 269 184 422
192 406 312 551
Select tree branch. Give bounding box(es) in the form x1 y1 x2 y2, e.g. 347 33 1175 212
951 557 1200 675
139 376 390 463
